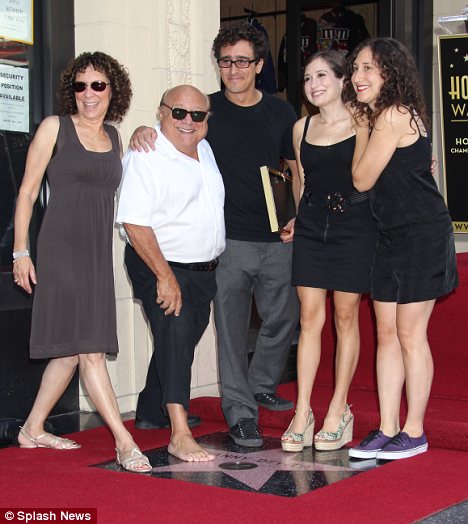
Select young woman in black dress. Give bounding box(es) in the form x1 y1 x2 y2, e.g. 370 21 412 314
347 38 458 460
281 51 376 452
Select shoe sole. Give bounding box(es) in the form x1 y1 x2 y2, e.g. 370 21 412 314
376 443 428 460
257 402 294 411
228 433 263 447
135 417 201 430
348 448 379 459
281 440 313 452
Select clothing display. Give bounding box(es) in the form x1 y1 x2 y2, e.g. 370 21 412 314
30 115 121 358
292 116 377 293
317 5 370 56
251 18 278 94
278 16 318 92
370 132 458 303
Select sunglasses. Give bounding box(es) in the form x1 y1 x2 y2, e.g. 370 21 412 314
160 102 208 123
71 81 111 93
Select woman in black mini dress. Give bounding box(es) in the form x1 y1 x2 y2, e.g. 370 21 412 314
281 51 377 453
347 38 458 461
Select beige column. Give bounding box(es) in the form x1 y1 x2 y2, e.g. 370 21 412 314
74 0 221 412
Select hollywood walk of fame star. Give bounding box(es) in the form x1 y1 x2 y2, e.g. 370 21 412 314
151 446 355 491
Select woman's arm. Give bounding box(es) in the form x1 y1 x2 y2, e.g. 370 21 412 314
13 116 59 293
352 107 408 192
280 118 306 243
292 117 306 201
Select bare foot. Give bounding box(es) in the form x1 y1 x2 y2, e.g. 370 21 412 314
168 433 215 462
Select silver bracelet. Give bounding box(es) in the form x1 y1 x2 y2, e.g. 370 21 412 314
13 250 30 261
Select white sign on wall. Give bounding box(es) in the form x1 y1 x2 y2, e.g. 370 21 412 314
0 64 29 132
0 0 33 44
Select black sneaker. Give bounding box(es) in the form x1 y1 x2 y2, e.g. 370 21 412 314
254 392 294 411
229 418 263 447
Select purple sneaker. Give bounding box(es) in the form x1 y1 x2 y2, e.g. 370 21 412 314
348 430 393 459
376 431 428 460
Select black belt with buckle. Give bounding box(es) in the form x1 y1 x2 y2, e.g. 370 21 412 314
168 259 219 272
304 190 369 214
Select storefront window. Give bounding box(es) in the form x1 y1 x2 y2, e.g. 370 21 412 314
0 39 36 281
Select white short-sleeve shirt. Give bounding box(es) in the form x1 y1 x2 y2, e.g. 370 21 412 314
116 125 226 263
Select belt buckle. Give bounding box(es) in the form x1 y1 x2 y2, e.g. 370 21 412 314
327 192 346 214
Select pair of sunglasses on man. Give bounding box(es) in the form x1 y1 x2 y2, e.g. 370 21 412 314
71 82 209 123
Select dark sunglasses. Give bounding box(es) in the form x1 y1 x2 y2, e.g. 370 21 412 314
71 81 111 93
160 102 208 123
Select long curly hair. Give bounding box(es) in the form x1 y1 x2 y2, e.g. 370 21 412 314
57 52 132 123
212 22 267 62
343 38 430 133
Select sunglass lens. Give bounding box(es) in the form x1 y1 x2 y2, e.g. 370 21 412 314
172 108 188 120
91 81 108 92
191 111 207 122
71 82 86 92
71 81 109 92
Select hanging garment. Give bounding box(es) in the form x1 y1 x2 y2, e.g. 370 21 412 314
277 16 317 92
317 6 370 56
251 18 278 94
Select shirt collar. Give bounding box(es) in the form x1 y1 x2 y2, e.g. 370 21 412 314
155 122 202 161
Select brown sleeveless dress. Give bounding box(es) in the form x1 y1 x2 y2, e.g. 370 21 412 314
30 115 121 358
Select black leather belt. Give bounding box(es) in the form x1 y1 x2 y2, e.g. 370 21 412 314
304 190 369 214
168 259 219 271
127 244 218 272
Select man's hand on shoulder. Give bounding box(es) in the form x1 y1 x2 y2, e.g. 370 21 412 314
129 126 158 152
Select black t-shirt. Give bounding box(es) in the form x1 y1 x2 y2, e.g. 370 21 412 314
207 91 297 242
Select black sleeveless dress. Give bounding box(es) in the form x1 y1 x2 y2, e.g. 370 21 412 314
30 115 122 358
370 133 458 303
292 117 377 293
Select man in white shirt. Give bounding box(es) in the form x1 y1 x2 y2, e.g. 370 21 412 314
116 85 225 462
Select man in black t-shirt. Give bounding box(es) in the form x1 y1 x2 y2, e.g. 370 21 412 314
130 23 299 447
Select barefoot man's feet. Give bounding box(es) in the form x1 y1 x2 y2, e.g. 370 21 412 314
168 433 215 462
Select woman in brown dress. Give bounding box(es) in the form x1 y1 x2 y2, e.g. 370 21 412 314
12 52 151 473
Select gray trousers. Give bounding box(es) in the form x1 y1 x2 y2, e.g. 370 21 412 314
214 239 299 427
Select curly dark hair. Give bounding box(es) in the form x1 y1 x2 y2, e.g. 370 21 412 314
343 38 430 133
212 22 267 62
57 51 132 123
